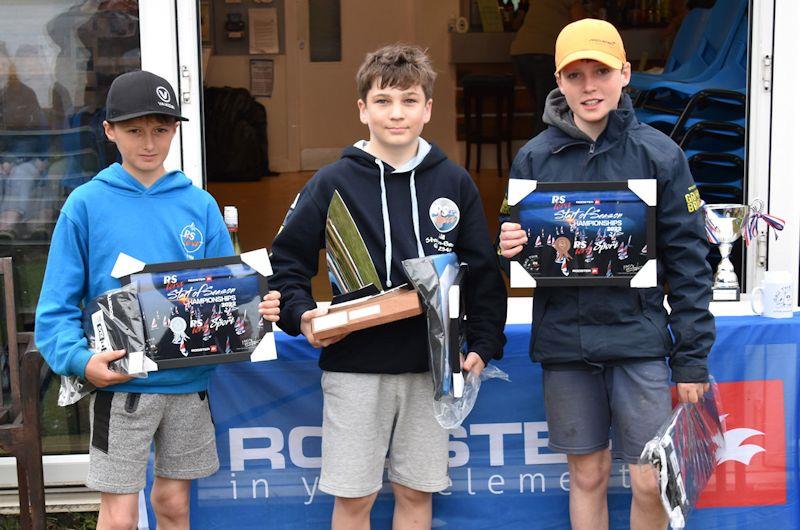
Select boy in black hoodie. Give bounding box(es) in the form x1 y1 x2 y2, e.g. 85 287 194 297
270 44 506 528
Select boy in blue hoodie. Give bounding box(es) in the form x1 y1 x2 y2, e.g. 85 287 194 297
35 70 280 530
270 44 506 528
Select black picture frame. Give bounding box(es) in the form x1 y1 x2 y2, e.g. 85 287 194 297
120 255 272 370
508 179 657 288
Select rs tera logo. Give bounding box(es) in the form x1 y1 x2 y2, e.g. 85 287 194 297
551 195 566 204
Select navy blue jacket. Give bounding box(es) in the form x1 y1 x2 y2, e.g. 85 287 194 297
271 140 507 374
502 91 715 383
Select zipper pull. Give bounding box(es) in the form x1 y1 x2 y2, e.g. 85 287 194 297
589 143 596 154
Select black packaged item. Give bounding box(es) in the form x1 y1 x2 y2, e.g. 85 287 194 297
58 284 148 407
83 283 148 372
640 380 725 528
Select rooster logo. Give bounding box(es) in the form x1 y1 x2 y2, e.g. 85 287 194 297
716 414 766 465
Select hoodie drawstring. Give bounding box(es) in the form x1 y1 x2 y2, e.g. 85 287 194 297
375 160 426 289
376 159 393 288
408 170 425 258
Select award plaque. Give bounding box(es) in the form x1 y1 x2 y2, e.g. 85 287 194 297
311 190 422 339
508 179 657 288
113 249 277 370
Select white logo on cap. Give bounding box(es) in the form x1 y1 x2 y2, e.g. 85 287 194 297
156 86 171 103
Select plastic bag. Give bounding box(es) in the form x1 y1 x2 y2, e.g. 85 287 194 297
403 253 463 401
639 379 725 529
58 284 148 406
403 253 509 428
433 364 510 429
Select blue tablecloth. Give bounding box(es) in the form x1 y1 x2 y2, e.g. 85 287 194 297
147 313 800 529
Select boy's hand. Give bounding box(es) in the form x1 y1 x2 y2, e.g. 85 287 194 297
258 290 281 322
84 349 135 388
676 382 710 404
499 222 527 258
462 352 486 377
300 307 349 348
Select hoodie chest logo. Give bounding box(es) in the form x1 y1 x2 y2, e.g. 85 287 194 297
429 198 459 233
180 223 204 255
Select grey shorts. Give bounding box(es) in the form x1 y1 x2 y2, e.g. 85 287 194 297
87 391 219 494
319 371 450 498
542 359 672 464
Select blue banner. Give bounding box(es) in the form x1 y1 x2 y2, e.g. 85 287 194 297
145 314 800 529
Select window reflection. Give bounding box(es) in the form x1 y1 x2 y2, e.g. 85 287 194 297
0 0 140 455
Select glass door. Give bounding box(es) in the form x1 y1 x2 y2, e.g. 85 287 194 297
0 0 203 487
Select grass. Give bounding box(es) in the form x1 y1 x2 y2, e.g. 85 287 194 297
0 511 98 530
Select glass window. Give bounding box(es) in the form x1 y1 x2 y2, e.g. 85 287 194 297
0 0 141 455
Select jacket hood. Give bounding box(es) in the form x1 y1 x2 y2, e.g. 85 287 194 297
542 88 638 144
93 163 193 196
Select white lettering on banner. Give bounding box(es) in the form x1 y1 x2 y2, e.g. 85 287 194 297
449 426 470 467
288 426 322 468
488 474 505 494
229 427 286 471
252 478 269 499
301 476 319 505
470 422 523 466
524 422 566 465
560 472 570 491
519 473 546 493
229 422 567 471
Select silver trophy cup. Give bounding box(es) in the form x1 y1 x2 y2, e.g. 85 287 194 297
703 203 750 301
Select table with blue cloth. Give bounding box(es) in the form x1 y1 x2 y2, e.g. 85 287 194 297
144 312 800 529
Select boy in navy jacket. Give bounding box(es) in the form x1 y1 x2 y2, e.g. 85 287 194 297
270 44 506 528
499 20 715 530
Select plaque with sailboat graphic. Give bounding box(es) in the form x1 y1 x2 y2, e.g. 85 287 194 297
507 179 657 288
115 249 277 370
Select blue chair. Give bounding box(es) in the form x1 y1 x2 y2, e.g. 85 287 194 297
628 0 747 102
638 14 748 113
633 14 748 139
630 8 711 85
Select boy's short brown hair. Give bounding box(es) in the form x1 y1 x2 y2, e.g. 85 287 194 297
356 44 437 101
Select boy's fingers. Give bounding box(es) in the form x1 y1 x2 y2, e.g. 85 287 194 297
100 349 127 361
501 222 521 231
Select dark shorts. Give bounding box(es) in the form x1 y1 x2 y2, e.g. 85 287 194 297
542 359 672 464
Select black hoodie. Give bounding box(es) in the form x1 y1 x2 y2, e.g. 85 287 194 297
270 139 507 373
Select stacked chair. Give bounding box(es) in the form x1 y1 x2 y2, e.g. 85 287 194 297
629 0 749 275
630 0 748 207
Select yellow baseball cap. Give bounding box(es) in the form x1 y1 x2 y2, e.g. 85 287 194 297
555 18 626 74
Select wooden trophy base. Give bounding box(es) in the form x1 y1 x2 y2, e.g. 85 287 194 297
312 287 423 340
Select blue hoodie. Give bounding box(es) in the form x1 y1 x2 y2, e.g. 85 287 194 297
35 163 234 393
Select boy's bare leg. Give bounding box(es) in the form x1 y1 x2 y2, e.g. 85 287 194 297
567 449 611 530
629 463 668 530
391 483 432 530
150 477 191 530
97 492 138 530
332 492 378 530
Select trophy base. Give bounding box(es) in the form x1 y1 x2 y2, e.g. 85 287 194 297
712 286 740 302
312 287 422 340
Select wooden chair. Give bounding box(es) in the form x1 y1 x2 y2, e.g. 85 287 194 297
0 257 46 529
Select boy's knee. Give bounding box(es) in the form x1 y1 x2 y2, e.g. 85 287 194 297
335 493 377 515
392 483 431 507
151 489 190 521
629 464 660 501
98 499 138 530
569 452 611 492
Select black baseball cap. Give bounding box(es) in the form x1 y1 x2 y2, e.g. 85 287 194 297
105 70 189 123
